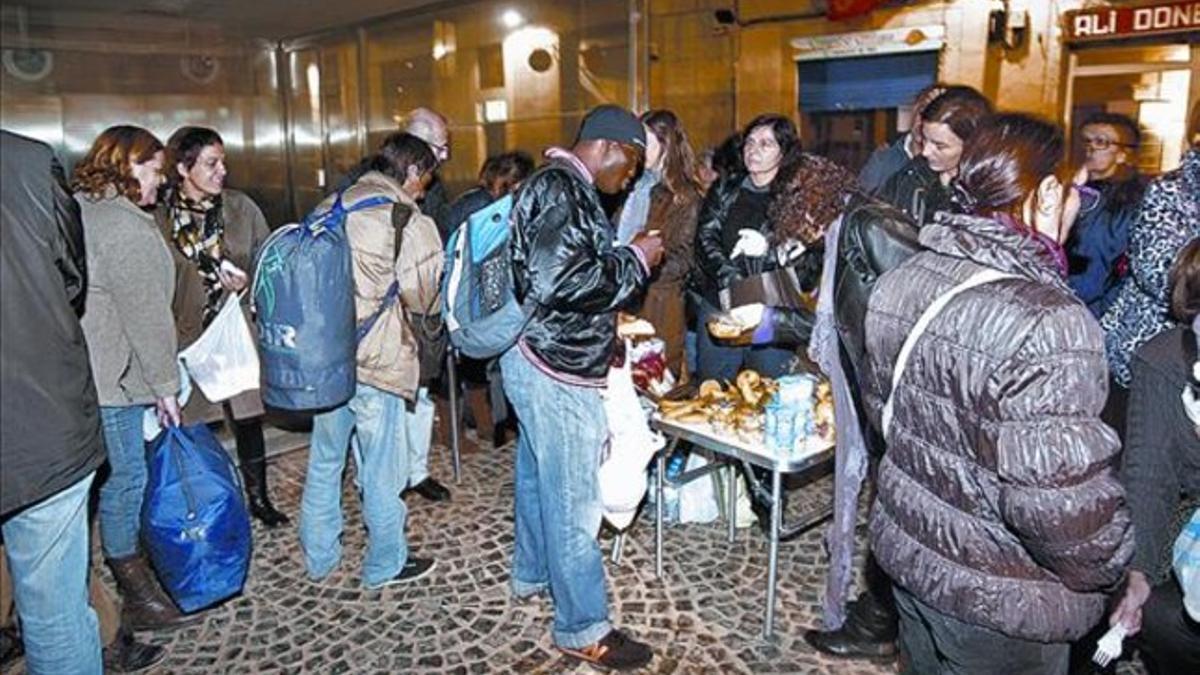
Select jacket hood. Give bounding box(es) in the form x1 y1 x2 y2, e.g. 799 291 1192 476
919 211 1067 290
347 170 418 209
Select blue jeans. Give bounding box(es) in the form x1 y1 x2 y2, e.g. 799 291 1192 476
405 387 433 486
299 383 411 587
2 472 102 675
695 301 794 381
97 406 150 560
500 348 611 648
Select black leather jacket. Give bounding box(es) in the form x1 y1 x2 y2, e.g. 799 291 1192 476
692 172 767 303
875 158 952 229
1 131 105 516
767 194 921 456
510 157 650 380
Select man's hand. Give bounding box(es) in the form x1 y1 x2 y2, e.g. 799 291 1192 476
1109 569 1151 635
631 231 664 269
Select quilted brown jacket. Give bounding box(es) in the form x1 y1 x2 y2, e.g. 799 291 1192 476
862 211 1134 642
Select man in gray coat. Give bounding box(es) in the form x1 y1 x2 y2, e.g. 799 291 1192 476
0 130 105 673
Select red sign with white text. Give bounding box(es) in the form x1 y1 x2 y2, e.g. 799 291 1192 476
1066 1 1200 42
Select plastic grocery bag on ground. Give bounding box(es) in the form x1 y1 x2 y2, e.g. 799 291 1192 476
598 341 665 531
678 453 720 524
142 424 252 613
179 293 260 403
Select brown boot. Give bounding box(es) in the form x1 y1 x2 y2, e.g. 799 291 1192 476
433 395 454 448
108 555 202 632
464 384 494 445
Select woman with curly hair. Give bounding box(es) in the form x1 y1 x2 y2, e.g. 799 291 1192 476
73 125 198 631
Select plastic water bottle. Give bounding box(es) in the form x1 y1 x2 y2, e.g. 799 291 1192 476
666 449 686 480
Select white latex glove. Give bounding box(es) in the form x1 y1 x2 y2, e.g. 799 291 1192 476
730 229 768 259
776 239 807 265
729 303 766 328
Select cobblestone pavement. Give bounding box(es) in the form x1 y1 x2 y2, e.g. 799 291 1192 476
4 434 1148 674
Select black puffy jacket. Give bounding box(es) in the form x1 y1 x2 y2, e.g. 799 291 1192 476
510 157 651 380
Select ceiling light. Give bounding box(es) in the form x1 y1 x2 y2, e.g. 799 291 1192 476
502 9 524 29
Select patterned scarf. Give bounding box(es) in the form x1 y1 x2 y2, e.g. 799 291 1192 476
168 190 226 327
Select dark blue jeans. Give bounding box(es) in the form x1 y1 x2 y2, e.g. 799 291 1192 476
894 586 1069 675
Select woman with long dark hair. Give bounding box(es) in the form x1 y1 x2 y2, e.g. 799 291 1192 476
159 126 287 527
692 113 802 381
876 85 992 227
862 113 1133 672
616 109 704 377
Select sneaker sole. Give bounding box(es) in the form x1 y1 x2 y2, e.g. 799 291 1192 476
556 645 650 672
364 559 438 589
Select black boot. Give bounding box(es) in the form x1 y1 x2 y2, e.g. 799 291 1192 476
804 555 898 659
235 418 289 528
103 627 167 672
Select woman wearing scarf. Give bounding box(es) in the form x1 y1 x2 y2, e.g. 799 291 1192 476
158 126 288 528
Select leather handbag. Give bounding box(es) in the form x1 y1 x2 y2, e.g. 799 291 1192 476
720 266 807 310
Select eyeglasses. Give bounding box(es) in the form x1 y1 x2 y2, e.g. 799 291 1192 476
1081 136 1130 151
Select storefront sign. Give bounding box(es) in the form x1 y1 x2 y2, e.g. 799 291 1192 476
790 25 945 61
1067 1 1200 42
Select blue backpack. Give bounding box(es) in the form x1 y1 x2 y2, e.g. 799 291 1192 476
252 189 397 411
142 424 251 613
441 194 532 359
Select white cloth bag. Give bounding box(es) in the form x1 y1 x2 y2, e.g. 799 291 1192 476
678 453 720 524
598 341 665 531
179 293 260 404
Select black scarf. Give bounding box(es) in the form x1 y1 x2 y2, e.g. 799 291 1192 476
169 190 226 327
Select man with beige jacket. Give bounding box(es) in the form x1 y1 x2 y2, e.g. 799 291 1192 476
298 132 444 588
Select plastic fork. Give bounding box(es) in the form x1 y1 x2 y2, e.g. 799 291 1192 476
1092 623 1129 668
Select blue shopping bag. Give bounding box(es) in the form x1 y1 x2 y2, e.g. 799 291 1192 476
142 424 252 612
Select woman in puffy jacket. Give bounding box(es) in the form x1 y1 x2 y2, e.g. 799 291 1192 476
862 113 1134 673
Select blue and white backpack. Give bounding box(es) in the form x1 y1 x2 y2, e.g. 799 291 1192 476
441 194 532 359
252 190 397 411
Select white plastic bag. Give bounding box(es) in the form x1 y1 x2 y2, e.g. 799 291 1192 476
179 293 260 403
598 341 665 531
678 453 720 524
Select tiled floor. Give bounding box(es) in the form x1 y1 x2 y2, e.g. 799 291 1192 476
4 433 1149 674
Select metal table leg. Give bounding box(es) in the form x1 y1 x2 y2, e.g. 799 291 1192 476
726 461 737 544
763 468 782 640
446 349 462 483
655 439 675 578
611 531 625 565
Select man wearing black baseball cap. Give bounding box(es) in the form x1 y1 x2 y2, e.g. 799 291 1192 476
500 104 663 671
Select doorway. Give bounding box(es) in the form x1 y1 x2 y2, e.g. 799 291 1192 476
1065 40 1198 175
